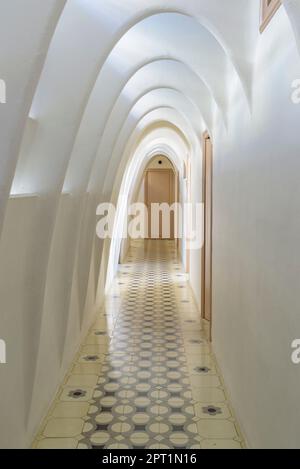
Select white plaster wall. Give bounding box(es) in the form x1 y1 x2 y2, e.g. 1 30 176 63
211 9 300 448
0 195 42 448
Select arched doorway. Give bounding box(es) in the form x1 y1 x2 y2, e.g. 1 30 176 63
144 156 177 239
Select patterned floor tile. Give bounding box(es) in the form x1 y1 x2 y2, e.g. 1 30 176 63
33 240 244 449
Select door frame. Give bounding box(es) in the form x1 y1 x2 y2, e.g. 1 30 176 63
201 131 213 341
145 168 176 239
185 159 191 273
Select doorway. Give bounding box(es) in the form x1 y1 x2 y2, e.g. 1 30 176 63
201 132 213 340
145 158 176 239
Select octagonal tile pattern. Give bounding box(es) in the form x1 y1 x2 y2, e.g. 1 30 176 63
33 240 244 449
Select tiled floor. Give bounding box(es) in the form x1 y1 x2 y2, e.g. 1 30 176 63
33 240 244 449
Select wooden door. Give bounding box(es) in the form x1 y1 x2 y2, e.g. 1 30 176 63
202 133 213 336
186 159 191 273
145 169 175 239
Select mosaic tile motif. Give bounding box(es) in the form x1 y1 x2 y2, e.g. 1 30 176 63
33 240 244 449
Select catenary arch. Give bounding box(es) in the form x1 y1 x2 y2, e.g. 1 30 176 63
96 115 195 292
99 104 201 198
105 137 188 290
110 123 192 205
62 57 220 194
88 87 206 197
12 10 247 196
28 0 300 202
89 107 194 197
105 122 195 219
62 9 245 196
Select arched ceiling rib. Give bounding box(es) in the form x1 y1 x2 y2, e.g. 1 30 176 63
111 126 190 203
87 87 204 196
106 12 246 113
101 98 200 195
62 58 217 194
110 128 189 209
100 108 198 196
11 2 251 196
8 0 300 205
88 106 196 195
105 126 187 288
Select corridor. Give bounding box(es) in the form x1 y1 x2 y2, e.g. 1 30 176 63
33 241 244 449
2 0 300 450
